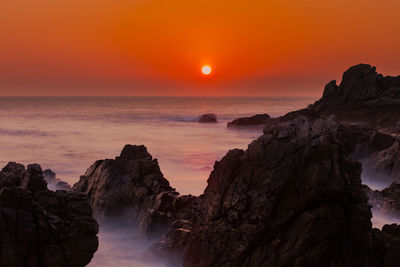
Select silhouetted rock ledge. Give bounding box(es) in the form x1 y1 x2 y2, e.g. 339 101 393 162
197 113 217 123
0 162 98 267
227 113 270 127
310 64 400 134
73 145 198 237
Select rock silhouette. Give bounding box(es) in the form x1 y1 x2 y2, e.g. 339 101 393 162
227 113 270 127
73 145 197 237
197 113 217 123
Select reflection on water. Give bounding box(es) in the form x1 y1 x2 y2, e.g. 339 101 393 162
0 96 314 195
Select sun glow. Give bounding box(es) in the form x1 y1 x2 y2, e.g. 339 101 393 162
202 65 212 75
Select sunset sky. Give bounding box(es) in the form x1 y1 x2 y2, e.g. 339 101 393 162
1 0 400 96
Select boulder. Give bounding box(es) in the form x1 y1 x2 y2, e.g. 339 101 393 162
0 162 98 267
197 113 217 123
227 114 270 127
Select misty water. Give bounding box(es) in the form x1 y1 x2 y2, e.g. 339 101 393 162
3 96 396 266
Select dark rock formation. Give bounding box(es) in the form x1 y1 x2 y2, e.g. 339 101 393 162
151 116 400 267
73 145 197 237
197 113 217 123
311 64 400 134
227 114 270 127
43 169 72 191
0 162 98 267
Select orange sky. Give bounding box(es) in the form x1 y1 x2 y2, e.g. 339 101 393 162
1 0 400 96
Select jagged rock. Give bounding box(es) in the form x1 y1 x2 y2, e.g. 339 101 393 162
227 114 270 127
0 162 25 186
197 113 217 123
43 169 72 191
73 145 195 237
311 64 400 134
0 163 98 267
151 116 400 267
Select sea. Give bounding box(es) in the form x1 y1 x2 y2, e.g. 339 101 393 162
0 96 316 195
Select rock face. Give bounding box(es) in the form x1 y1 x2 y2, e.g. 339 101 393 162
317 64 400 110
227 114 270 127
151 116 400 266
0 162 98 267
311 64 400 134
73 145 195 237
197 113 217 123
43 169 72 191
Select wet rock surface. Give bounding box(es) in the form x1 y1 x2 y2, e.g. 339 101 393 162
0 163 98 267
197 113 217 123
227 113 270 127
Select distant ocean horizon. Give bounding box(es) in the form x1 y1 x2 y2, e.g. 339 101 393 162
0 96 316 195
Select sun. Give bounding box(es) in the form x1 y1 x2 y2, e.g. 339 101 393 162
202 65 212 75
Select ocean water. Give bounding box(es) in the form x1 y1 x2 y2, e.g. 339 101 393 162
0 96 315 195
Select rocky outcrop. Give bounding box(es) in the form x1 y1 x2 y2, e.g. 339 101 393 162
0 162 98 267
311 64 400 134
73 145 197 237
43 169 72 191
197 113 217 123
227 114 270 127
149 116 400 266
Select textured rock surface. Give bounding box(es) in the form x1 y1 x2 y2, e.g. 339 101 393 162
73 145 196 237
197 113 217 123
0 163 98 267
151 116 400 267
227 114 270 127
311 64 400 134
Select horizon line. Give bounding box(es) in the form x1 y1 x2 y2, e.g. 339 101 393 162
0 95 320 98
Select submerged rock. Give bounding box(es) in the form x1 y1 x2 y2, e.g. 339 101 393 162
0 162 98 267
227 113 270 127
197 113 217 123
